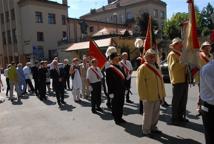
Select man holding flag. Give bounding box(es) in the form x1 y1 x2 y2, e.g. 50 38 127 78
167 38 189 125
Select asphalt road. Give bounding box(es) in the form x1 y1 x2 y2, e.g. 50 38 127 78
0 73 204 144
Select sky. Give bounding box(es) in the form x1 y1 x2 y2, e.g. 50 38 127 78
52 0 214 19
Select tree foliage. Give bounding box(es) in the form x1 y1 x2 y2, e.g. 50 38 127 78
163 3 214 39
133 12 158 37
163 12 188 39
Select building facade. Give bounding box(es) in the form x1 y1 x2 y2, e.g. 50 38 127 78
81 0 167 29
0 0 68 67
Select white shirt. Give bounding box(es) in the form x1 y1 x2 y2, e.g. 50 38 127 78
4 68 8 77
86 66 103 84
23 66 32 79
200 60 214 105
120 59 133 80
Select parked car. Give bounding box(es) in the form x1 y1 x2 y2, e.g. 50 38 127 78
160 60 170 83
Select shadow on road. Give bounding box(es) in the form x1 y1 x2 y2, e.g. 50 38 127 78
60 104 75 112
120 122 142 138
78 100 91 107
123 106 139 116
43 99 56 105
150 133 201 144
97 110 113 121
12 100 23 105
159 108 204 133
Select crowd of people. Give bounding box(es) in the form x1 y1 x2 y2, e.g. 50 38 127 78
0 37 214 144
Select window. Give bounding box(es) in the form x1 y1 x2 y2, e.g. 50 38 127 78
37 46 44 59
2 32 6 44
11 9 15 20
154 9 158 18
35 11 43 23
7 30 11 44
62 31 67 39
127 11 133 20
62 15 66 25
89 26 94 33
37 32 44 41
6 11 9 22
1 13 4 24
48 13 56 24
12 29 17 43
160 11 165 19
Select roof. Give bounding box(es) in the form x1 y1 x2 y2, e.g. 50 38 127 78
66 38 112 52
92 27 132 37
81 0 166 18
18 0 68 7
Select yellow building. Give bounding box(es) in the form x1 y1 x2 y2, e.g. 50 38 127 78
0 0 68 67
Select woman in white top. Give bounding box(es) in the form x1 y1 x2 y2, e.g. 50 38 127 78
70 58 82 102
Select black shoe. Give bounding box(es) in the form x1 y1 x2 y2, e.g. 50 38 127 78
106 103 112 109
120 118 127 123
126 100 134 103
61 101 66 104
58 104 62 109
179 118 189 122
143 133 154 138
115 121 122 125
161 101 170 108
96 107 104 112
168 119 182 126
91 109 97 114
151 129 162 134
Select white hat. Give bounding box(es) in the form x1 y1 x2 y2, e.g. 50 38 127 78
105 46 117 57
134 38 144 48
200 41 211 50
169 37 182 48
144 49 157 58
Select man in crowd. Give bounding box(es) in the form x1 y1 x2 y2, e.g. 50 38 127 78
80 55 90 98
167 38 189 125
106 46 127 125
86 58 103 113
200 57 214 144
63 59 71 90
137 49 166 136
120 52 134 103
23 62 35 94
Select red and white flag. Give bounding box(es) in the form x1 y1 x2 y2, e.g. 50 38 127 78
181 0 200 66
88 40 106 69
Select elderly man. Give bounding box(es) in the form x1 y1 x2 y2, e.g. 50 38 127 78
120 52 134 103
23 62 35 94
137 49 166 136
63 59 71 90
106 46 127 125
193 41 213 112
167 38 189 125
86 58 103 113
200 58 214 144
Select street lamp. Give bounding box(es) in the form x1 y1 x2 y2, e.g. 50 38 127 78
134 38 144 54
113 12 118 35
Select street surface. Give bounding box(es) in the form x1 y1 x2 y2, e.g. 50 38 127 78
0 73 204 144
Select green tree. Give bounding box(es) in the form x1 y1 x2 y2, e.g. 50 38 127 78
200 3 214 36
133 12 158 37
163 12 188 39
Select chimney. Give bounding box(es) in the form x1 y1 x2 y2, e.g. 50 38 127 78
62 0 67 5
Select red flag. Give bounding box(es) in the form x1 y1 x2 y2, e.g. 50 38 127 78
181 0 200 66
143 16 153 53
88 40 106 68
187 0 200 49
